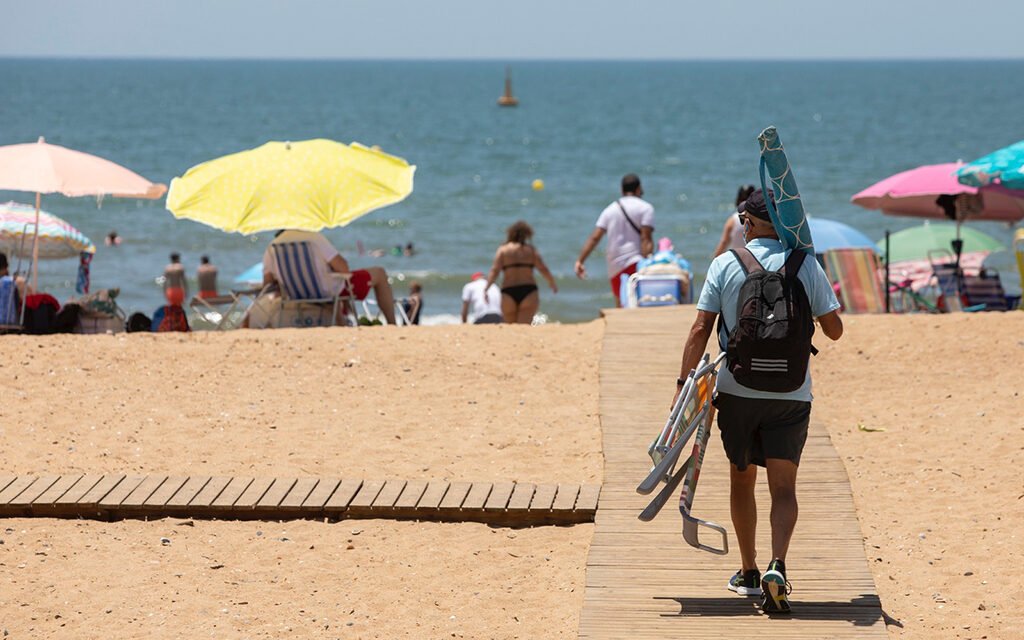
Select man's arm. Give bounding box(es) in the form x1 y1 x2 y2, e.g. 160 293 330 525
817 310 843 341
328 253 351 274
640 225 654 258
672 310 717 406
461 300 470 323
575 227 606 279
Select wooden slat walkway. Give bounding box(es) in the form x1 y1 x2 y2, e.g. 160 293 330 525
0 474 598 526
579 307 887 638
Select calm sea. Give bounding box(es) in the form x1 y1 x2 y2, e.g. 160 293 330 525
1 59 1021 323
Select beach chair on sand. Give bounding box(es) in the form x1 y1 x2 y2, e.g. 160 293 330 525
822 248 886 314
188 288 261 330
960 269 1015 312
269 241 357 328
635 352 728 555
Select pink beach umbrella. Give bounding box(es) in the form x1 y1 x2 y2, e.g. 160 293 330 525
0 137 167 289
850 162 1024 222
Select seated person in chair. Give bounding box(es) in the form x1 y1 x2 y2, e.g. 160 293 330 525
261 230 397 325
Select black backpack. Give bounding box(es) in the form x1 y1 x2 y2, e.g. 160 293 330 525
720 248 816 393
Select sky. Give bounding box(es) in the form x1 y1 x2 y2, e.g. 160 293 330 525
3 0 1022 60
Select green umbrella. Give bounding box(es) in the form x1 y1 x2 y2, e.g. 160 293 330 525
880 222 1006 263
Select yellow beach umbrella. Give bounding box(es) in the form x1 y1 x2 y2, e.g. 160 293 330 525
166 139 415 234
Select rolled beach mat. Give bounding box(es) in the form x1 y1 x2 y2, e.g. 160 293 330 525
757 126 815 255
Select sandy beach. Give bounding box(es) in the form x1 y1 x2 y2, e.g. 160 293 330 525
1 311 1022 638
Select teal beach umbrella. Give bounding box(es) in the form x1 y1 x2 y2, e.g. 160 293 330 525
957 140 1024 190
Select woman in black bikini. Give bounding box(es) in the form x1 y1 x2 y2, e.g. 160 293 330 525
485 220 558 324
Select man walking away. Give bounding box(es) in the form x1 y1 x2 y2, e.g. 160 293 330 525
673 188 843 614
574 173 654 307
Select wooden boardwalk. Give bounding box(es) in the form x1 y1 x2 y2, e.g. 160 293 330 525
0 474 599 526
579 306 888 638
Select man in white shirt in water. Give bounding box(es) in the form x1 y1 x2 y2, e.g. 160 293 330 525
574 173 654 307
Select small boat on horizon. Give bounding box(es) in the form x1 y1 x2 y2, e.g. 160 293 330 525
497 67 518 107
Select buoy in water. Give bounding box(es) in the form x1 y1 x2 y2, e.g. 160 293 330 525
532 179 545 191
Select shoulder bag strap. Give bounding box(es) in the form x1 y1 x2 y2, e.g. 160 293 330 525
616 200 642 235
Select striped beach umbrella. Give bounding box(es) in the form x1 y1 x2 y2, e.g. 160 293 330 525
0 201 96 259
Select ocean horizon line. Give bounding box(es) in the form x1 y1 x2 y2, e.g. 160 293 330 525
1 55 1022 64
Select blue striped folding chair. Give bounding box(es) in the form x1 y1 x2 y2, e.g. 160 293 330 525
269 241 356 327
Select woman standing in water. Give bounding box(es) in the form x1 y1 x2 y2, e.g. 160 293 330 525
485 220 558 324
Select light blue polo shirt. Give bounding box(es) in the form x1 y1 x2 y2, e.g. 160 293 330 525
696 238 840 402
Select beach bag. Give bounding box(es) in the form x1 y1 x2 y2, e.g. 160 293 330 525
152 305 190 332
126 312 152 333
77 288 120 318
23 294 60 335
722 248 815 392
55 303 83 333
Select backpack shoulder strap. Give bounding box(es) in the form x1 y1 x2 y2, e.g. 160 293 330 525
729 248 764 276
780 249 807 281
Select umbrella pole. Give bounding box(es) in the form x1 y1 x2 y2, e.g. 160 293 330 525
952 221 964 303
884 230 890 314
30 191 41 293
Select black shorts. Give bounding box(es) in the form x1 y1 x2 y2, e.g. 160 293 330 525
713 393 811 471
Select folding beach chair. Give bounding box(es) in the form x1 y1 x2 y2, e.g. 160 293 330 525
636 352 728 555
822 248 886 314
188 287 261 330
269 241 357 328
960 268 1013 311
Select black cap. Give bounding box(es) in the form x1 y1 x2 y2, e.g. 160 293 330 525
738 188 775 221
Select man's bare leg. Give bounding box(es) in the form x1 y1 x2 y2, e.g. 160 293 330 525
765 457 799 563
366 266 396 325
730 463 758 572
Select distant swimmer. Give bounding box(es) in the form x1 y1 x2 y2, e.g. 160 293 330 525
574 173 654 307
105 230 121 247
485 220 558 324
713 184 756 257
163 252 188 306
197 255 219 299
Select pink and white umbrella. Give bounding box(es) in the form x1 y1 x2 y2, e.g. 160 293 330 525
0 137 166 289
851 162 1024 222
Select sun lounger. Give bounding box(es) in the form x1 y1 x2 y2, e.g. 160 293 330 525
822 248 886 314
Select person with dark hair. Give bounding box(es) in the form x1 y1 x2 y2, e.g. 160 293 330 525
197 255 219 300
163 252 188 306
676 188 843 614
713 184 757 257
574 173 654 306
485 220 558 324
